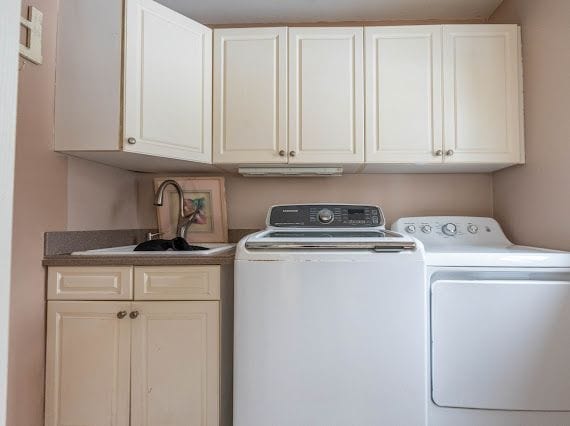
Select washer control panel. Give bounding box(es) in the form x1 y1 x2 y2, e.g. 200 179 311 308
391 216 509 246
268 204 385 228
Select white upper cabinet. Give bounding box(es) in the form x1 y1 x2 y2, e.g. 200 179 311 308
55 10 523 173
124 0 212 162
443 25 523 164
365 26 443 163
364 24 523 170
55 0 213 171
213 27 365 166
213 28 287 164
289 28 365 164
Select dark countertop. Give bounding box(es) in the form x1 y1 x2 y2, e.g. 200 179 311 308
41 228 259 267
42 248 236 267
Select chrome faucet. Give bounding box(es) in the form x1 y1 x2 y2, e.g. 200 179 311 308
154 180 198 240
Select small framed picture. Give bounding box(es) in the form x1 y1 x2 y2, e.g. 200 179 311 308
154 177 228 243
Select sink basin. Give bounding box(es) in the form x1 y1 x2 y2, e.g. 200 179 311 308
72 243 235 256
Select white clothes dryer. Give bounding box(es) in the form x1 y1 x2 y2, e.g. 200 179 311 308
393 216 570 426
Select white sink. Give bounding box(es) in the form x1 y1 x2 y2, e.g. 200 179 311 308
72 243 235 256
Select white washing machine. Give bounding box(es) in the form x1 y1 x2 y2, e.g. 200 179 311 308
392 216 570 426
234 204 427 426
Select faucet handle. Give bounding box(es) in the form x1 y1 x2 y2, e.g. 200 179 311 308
146 232 163 241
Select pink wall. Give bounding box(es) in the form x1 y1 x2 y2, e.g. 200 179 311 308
11 2 519 424
9 1 67 424
223 174 493 228
490 0 570 250
136 173 494 230
9 2 141 425
67 157 142 231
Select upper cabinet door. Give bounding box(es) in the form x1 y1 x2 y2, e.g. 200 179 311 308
213 28 288 164
131 302 220 426
45 301 131 426
124 0 212 163
289 28 364 164
365 26 443 163
443 25 522 164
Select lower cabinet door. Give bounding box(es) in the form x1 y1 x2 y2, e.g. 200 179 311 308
45 301 132 426
130 301 220 426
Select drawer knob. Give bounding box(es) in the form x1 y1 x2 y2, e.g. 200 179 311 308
289 151 296 157
117 311 127 319
129 311 139 319
279 150 286 157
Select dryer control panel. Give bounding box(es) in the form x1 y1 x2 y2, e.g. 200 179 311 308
268 204 385 228
391 216 510 247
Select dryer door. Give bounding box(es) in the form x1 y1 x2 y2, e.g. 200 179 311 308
432 278 570 411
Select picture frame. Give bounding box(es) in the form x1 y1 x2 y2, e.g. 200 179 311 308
154 177 228 243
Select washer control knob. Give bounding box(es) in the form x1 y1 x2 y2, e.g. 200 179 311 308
317 209 334 224
442 223 457 236
468 224 479 234
421 225 432 234
405 225 416 234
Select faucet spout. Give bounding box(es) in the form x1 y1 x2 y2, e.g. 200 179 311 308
154 180 196 240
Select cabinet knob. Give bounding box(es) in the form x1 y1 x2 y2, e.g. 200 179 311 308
434 150 443 157
129 311 139 319
279 150 286 157
289 151 296 157
117 311 127 319
446 149 454 156
127 137 137 145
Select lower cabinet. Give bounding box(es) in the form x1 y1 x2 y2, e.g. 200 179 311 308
131 302 219 426
45 266 231 426
45 301 132 426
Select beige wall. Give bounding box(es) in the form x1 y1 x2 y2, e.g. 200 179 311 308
67 157 141 231
10 2 522 424
9 2 140 425
224 174 494 228
1 0 22 423
136 173 494 230
9 1 67 424
490 0 570 250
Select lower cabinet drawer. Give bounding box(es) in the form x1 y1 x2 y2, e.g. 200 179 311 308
134 266 221 300
47 266 133 300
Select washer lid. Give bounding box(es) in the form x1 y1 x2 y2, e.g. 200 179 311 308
244 229 416 252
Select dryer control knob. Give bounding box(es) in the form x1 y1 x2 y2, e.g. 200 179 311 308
405 225 416 234
468 224 479 234
317 209 334 224
421 225 432 234
442 223 457 236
